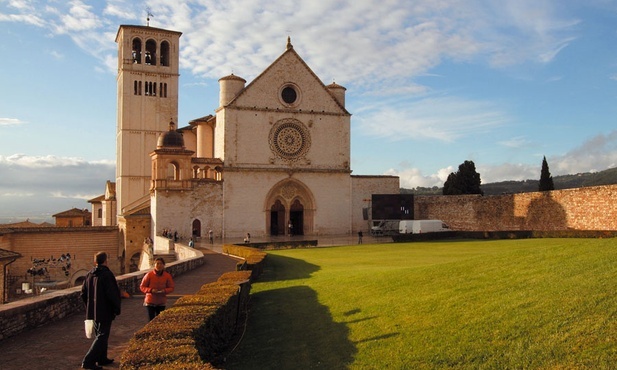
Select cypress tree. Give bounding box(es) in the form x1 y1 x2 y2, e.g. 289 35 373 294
539 156 555 191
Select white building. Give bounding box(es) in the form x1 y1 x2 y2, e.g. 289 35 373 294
98 24 399 268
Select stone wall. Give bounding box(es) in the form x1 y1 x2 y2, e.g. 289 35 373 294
0 227 120 300
414 185 617 231
0 255 204 342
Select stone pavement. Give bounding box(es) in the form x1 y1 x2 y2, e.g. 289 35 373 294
0 246 240 370
0 234 390 370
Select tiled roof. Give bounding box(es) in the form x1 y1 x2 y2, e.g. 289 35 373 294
52 208 91 218
0 220 54 228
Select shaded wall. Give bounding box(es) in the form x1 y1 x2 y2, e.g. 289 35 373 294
0 227 119 299
415 185 617 231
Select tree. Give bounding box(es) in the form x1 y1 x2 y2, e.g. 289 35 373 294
443 160 484 195
539 156 555 191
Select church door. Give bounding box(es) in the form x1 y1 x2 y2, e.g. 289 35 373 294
270 200 285 236
192 219 201 238
290 199 304 236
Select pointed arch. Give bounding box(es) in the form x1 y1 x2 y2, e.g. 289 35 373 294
264 178 315 236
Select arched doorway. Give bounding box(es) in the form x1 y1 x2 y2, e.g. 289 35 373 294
290 199 304 236
192 219 201 238
265 179 315 236
270 200 285 236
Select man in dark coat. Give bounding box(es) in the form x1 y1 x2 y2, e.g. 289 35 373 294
81 252 121 370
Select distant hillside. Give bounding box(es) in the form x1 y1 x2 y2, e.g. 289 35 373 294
402 167 617 195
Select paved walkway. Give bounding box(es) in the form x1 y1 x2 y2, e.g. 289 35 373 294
0 247 239 370
0 235 390 370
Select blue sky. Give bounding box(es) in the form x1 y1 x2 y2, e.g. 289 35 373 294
1 0 617 223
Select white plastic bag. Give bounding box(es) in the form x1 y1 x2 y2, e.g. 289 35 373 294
84 319 94 339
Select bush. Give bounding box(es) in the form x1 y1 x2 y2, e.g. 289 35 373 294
120 273 251 368
120 338 202 369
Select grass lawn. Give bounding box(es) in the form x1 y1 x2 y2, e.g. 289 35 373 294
225 238 617 369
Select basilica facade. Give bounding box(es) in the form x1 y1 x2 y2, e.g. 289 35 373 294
98 24 399 267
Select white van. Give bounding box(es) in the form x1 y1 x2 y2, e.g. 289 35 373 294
399 220 449 234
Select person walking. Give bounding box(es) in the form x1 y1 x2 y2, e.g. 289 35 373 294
140 257 175 321
81 252 121 370
358 230 363 244
208 229 214 244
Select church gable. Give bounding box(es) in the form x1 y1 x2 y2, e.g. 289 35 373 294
230 43 348 115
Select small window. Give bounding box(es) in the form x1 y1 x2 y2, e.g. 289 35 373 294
281 86 297 104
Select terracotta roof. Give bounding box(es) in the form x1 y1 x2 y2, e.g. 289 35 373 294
52 208 91 218
88 194 105 203
0 220 54 228
218 74 246 82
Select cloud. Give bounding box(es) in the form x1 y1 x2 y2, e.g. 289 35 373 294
551 131 617 174
385 166 454 188
0 0 580 91
0 154 115 194
354 96 509 142
498 136 532 149
392 130 617 188
0 118 26 126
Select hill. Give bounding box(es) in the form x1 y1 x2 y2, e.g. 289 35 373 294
403 167 617 195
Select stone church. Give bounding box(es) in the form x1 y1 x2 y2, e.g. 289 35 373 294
92 24 399 265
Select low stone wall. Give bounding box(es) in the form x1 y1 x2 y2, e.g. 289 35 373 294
414 185 617 231
0 255 205 342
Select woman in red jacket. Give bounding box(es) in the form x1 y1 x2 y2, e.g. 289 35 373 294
140 257 175 321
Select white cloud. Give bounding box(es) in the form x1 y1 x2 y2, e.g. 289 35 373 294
0 154 115 195
0 0 580 91
392 131 617 188
498 136 532 149
551 131 617 174
50 191 102 200
385 165 454 188
355 96 509 142
0 118 26 126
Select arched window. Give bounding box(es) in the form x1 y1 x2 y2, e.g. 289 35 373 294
160 41 170 66
131 38 142 64
145 39 157 65
166 162 180 180
214 166 223 181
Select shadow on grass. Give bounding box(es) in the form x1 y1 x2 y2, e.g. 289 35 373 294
257 253 322 282
224 254 356 369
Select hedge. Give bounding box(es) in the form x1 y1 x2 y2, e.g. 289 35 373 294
120 250 263 369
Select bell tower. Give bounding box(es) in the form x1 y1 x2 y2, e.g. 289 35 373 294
114 25 182 217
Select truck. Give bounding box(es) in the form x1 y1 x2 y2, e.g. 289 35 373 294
399 220 450 234
370 220 400 236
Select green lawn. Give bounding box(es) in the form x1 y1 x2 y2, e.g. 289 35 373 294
225 238 617 369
